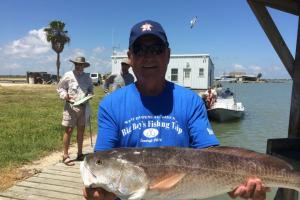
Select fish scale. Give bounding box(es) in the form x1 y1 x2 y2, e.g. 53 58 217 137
82 146 300 200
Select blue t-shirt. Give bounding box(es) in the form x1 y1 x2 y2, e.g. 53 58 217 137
94 81 219 151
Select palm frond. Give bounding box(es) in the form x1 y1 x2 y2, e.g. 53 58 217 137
43 20 71 82
44 20 70 44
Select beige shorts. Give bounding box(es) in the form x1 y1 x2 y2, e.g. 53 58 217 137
61 103 86 127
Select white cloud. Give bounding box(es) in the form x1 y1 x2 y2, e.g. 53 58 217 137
266 65 282 72
0 31 112 75
233 64 246 71
92 46 105 54
87 56 111 74
6 63 22 70
249 65 262 71
68 48 86 59
37 55 56 64
214 61 289 78
57 48 112 74
3 28 50 58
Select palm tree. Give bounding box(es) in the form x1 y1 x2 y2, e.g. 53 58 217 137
44 20 70 82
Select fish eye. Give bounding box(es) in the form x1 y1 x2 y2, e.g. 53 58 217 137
96 159 103 165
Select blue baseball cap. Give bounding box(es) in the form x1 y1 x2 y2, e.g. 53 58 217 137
129 20 169 48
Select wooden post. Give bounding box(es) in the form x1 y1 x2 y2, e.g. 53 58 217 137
247 1 300 199
278 16 300 198
252 0 299 15
26 71 29 83
288 14 300 138
267 138 300 200
247 0 294 76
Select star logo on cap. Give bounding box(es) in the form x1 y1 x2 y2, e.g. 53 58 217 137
140 23 152 32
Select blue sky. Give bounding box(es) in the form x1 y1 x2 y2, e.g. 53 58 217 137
0 0 297 78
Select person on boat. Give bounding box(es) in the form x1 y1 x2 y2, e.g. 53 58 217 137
82 20 269 200
225 87 234 96
205 87 217 109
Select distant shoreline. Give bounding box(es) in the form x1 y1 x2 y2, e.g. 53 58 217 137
263 79 292 83
0 75 292 80
0 75 26 78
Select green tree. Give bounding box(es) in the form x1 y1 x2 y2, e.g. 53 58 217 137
44 20 70 82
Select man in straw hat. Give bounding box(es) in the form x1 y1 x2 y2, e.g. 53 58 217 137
103 58 134 94
57 56 93 166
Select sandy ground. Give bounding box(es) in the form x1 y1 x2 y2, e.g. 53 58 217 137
0 137 94 191
0 83 26 86
21 137 93 172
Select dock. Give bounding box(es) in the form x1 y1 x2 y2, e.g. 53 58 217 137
0 147 93 200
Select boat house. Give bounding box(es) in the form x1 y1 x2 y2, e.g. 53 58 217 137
216 72 262 83
111 54 214 90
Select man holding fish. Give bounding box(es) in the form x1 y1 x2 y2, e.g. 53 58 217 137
81 20 270 200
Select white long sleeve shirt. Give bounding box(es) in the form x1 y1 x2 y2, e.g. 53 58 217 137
57 70 93 102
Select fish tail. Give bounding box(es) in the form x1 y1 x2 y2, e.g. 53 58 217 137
270 172 300 192
290 173 300 192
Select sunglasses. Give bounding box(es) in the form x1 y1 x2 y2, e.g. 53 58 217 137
131 43 167 57
75 63 85 67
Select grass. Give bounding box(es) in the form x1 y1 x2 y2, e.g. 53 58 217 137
0 84 104 182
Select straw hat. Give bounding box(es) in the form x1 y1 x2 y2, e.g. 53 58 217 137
69 56 90 68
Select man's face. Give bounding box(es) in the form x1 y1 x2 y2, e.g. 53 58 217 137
75 63 85 73
128 35 170 83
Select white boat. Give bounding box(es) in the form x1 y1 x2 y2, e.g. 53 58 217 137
207 88 245 122
216 77 237 83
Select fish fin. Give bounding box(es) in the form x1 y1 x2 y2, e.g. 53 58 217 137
149 173 186 191
128 187 147 200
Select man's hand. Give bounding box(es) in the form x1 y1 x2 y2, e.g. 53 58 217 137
83 187 116 200
65 94 75 104
65 94 71 101
228 178 271 200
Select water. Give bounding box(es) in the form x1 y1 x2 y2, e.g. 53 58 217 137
212 81 292 153
206 81 295 200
